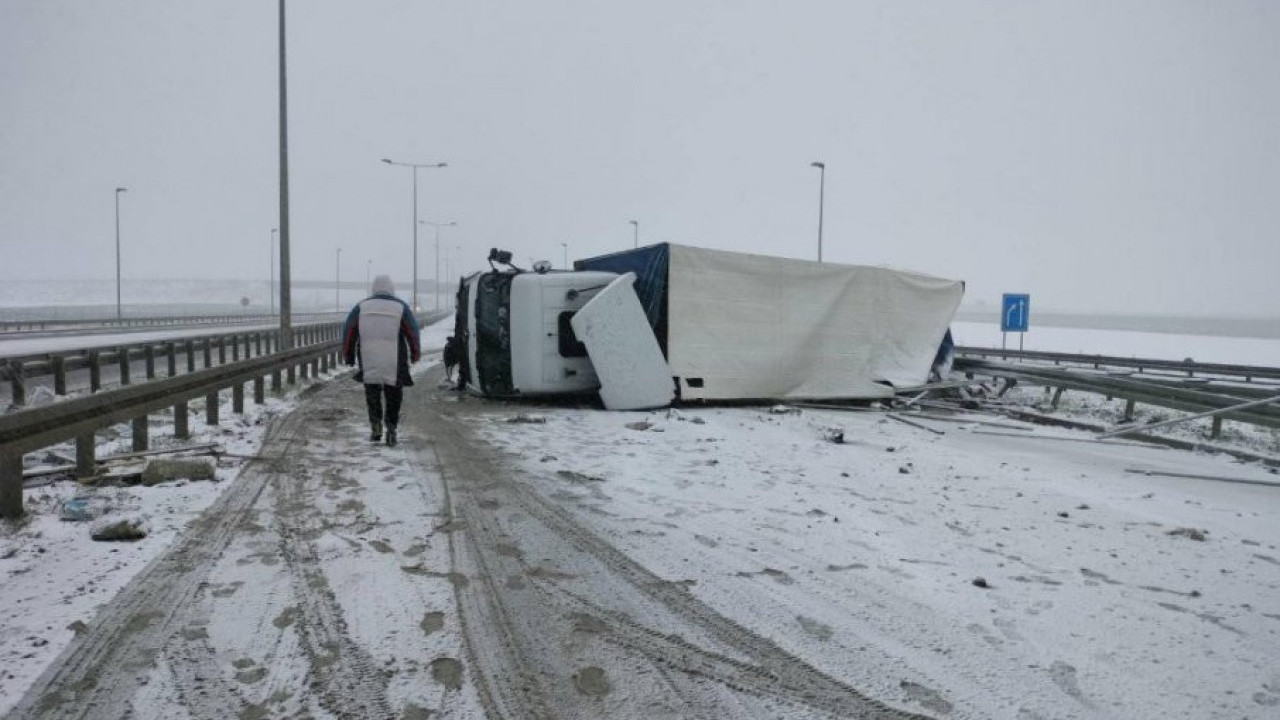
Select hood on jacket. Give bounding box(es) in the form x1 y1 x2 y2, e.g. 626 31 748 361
371 274 395 296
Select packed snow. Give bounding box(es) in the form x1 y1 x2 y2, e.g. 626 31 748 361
1 317 1278 718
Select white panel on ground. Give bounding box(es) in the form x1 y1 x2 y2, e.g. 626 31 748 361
571 273 674 410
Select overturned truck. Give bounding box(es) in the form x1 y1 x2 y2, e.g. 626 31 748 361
453 244 963 410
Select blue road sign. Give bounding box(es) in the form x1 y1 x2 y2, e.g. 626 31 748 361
1002 293 1030 332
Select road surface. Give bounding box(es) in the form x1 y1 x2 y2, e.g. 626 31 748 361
4 365 927 720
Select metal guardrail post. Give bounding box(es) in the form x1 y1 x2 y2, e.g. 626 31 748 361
174 401 189 439
8 361 23 408
233 383 245 414
253 377 265 404
89 351 101 392
217 337 226 365
118 347 131 386
1 450 21 519
232 336 240 362
145 345 156 380
255 333 263 357
206 392 219 426
203 339 212 369
76 434 94 478
1211 416 1223 439
132 416 148 452
186 340 195 373
167 342 177 377
52 356 66 396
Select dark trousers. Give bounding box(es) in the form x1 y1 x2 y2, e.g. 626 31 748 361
363 384 403 429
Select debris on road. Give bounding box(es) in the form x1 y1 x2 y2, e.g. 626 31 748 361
59 496 110 522
1166 527 1208 541
140 458 216 485
89 517 148 542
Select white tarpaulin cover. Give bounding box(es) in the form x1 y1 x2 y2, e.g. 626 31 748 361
572 273 675 410
665 245 963 400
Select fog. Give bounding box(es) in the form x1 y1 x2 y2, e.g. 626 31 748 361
2 1 1277 317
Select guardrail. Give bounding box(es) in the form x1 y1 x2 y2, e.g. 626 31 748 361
955 356 1280 437
956 346 1280 383
0 311 343 334
0 310 452 518
0 329 344 519
1 323 341 409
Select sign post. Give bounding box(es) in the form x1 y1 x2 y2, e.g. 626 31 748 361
1001 293 1030 351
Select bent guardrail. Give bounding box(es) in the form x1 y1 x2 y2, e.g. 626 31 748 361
955 356 1280 438
956 346 1280 383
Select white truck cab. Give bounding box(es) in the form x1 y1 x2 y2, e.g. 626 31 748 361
456 267 619 397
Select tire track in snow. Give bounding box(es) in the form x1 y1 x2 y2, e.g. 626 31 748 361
1 411 309 720
268 412 395 719
412 390 932 720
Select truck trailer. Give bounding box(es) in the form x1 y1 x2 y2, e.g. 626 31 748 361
453 244 964 409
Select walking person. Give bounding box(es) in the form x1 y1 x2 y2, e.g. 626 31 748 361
341 275 421 446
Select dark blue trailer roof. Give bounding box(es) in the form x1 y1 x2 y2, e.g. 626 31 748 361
574 244 670 352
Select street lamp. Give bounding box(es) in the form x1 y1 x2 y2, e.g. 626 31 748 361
420 220 456 312
114 187 128 320
278 0 293 349
270 228 278 314
365 259 371 295
629 219 639 249
560 242 568 269
810 161 825 263
381 158 448 312
335 247 342 312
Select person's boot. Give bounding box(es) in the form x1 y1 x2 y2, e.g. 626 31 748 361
386 426 397 447
370 419 382 442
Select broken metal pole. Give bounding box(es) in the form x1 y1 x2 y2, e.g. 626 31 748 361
1097 393 1280 440
886 413 945 435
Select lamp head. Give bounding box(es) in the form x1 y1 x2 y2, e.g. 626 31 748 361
116 187 128 193
810 161 825 169
380 158 393 164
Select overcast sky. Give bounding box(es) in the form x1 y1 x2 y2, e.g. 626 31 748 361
2 0 1277 316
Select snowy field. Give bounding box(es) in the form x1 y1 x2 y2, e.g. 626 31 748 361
1 317 1278 718
952 321 1280 367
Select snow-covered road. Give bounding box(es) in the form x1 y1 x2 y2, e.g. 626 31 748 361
2 317 1278 719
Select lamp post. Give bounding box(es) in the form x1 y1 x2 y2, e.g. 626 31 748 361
629 219 639 248
335 247 342 312
810 161 825 263
560 242 568 269
365 259 371 294
270 228 278 314
421 220 456 312
278 0 293 349
114 187 127 320
381 158 448 312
